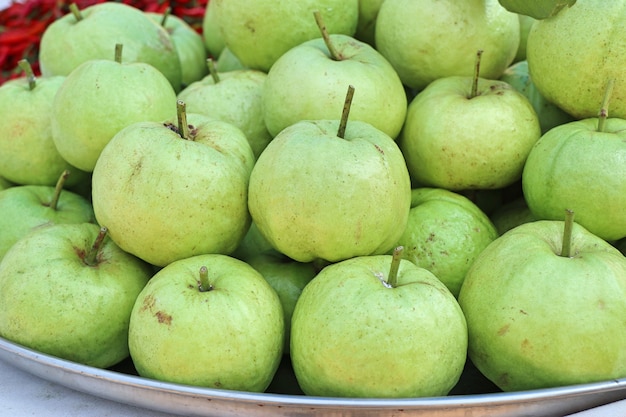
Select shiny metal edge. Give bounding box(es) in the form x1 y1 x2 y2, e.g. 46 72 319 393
1 336 625 417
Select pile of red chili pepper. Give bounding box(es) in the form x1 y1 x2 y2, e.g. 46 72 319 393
0 0 208 84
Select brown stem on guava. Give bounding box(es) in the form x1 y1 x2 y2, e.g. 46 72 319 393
337 85 355 139
48 169 70 211
114 43 123 64
387 246 404 288
160 7 171 26
469 49 484 99
207 58 220 84
17 59 36 90
84 226 107 266
69 3 83 21
176 100 190 140
597 79 615 133
560 209 575 258
197 266 213 292
313 10 343 61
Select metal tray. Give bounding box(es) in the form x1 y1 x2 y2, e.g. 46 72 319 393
1 335 625 417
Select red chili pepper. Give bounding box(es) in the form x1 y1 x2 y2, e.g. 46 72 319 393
0 21 47 40
181 6 204 17
0 47 9 63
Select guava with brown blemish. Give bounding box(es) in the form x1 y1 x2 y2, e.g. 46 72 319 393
92 107 254 267
391 187 498 297
458 214 626 391
399 55 541 190
128 253 284 392
0 223 152 368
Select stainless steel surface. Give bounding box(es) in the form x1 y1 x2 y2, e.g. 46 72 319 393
1 336 625 417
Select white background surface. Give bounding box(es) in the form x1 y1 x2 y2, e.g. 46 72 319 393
0 358 177 417
1 357 626 417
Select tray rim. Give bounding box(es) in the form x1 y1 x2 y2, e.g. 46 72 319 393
1 335 626 417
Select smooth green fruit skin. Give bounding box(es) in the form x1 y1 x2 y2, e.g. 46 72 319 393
490 197 536 235
0 223 152 368
246 251 317 355
498 0 576 19
212 0 359 72
375 0 520 91
51 59 177 172
202 0 225 58
500 60 574 134
38 2 182 91
458 220 626 392
248 120 411 263
216 47 246 72
178 69 271 158
527 1 626 119
522 118 626 242
355 0 385 46
92 117 254 267
290 255 468 397
147 12 209 88
262 34 407 140
399 76 541 190
128 254 284 392
0 75 88 187
513 15 535 63
0 185 95 261
394 188 499 297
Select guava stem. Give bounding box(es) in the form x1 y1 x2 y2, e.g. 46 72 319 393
469 50 484 99
387 246 404 288
337 85 355 139
84 227 107 266
597 79 615 133
197 266 213 292
48 169 70 211
176 100 190 140
114 43 123 64
560 209 575 258
69 3 83 21
17 59 36 90
160 7 171 26
207 58 220 84
313 10 342 61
